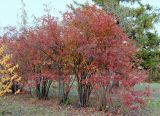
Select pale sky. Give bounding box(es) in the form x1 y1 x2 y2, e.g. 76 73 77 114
0 0 92 28
0 0 159 33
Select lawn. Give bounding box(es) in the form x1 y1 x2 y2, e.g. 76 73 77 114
0 83 160 116
135 83 160 116
0 94 105 116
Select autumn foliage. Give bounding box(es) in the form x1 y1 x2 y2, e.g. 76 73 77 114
0 45 21 96
62 5 147 108
1 5 148 113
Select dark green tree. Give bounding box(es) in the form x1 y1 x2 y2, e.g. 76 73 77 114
93 0 160 82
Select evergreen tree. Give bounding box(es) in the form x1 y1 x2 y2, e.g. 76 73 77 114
93 0 160 82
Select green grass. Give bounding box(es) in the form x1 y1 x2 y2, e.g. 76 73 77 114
1 83 160 116
134 83 160 116
0 94 105 116
0 95 60 116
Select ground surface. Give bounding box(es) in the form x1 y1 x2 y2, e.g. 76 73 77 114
0 94 105 116
134 83 160 116
0 83 160 116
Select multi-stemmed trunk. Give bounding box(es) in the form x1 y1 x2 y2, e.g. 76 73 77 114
58 75 75 104
76 71 93 107
78 82 92 107
36 77 52 99
58 76 69 104
98 86 107 111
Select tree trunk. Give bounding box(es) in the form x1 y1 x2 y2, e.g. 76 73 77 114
98 86 107 111
58 76 69 104
36 77 52 99
11 84 20 94
78 82 92 107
